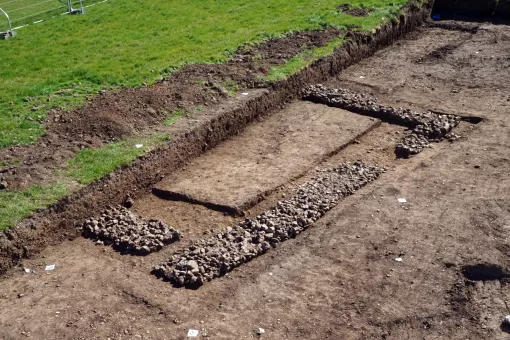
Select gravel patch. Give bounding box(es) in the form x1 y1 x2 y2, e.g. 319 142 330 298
303 85 461 157
83 206 181 255
153 162 383 289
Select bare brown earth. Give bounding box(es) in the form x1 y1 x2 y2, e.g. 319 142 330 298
153 102 378 214
0 18 509 340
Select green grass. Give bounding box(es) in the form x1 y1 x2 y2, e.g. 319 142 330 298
262 37 346 82
67 134 170 184
0 182 70 230
0 0 410 148
163 109 186 126
0 158 20 168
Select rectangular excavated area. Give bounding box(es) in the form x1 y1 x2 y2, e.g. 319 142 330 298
152 101 379 215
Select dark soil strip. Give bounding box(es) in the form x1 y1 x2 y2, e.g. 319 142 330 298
151 189 242 217
0 1 433 274
153 162 383 289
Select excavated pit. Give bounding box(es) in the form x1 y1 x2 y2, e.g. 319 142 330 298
1 6 509 338
152 102 379 215
462 263 510 282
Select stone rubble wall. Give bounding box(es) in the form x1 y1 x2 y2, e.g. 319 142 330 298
83 206 181 255
303 85 461 157
153 162 383 289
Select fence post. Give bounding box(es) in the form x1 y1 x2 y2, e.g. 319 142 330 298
0 7 15 39
67 0 85 14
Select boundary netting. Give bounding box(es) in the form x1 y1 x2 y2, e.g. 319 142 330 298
0 0 105 33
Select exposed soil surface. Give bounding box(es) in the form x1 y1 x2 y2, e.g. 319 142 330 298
1 13 509 340
0 28 342 190
153 102 378 214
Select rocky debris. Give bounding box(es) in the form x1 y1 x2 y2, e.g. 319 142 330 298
153 162 383 288
124 195 134 208
83 206 180 255
0 181 7 190
303 85 461 157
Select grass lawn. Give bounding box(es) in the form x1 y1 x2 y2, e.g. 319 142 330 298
0 0 409 148
0 182 70 230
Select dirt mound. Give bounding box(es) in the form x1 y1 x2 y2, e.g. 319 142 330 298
337 4 371 17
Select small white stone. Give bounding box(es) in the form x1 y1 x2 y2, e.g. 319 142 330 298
503 315 510 325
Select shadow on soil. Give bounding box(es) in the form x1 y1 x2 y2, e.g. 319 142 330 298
461 263 510 282
432 0 510 23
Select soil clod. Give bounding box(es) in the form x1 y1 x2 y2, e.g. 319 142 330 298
337 4 371 17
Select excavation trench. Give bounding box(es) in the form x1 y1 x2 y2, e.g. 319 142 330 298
0 2 433 274
152 102 380 216
0 7 508 338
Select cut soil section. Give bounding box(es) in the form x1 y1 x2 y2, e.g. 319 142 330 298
152 102 379 214
154 162 383 289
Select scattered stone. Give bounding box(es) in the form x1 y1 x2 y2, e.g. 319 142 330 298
303 85 461 157
0 181 8 190
153 162 383 288
83 206 181 255
503 315 510 326
124 196 134 208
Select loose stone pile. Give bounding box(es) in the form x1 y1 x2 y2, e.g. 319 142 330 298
303 85 461 157
153 162 383 288
83 206 181 255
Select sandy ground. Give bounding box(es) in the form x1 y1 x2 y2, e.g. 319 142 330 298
0 20 509 340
